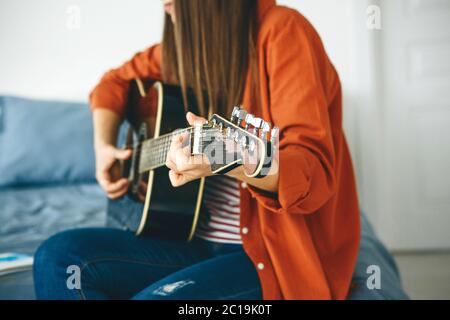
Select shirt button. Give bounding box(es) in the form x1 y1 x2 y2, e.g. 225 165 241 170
257 263 265 270
241 182 248 189
242 227 249 235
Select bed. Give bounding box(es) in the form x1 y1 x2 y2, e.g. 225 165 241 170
0 96 409 300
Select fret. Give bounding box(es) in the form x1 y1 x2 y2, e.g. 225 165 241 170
138 128 193 173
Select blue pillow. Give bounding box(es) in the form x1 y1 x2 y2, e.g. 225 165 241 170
0 96 96 187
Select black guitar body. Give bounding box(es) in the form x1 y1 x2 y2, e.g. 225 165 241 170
107 80 204 242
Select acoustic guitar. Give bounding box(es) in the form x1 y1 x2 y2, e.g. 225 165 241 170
107 79 278 241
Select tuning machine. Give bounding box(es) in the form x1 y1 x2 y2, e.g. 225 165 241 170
231 106 247 127
244 114 254 131
252 117 264 130
209 118 217 128
271 127 280 145
260 122 271 140
245 114 267 136
231 106 240 123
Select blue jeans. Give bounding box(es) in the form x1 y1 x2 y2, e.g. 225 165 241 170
33 228 262 300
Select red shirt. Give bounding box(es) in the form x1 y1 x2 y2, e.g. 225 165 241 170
90 0 360 299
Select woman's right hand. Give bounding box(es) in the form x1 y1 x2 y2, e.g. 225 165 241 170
95 144 132 199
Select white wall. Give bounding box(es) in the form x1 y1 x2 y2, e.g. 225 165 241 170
0 0 164 102
0 0 358 101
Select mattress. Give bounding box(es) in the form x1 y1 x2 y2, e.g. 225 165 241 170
0 184 106 299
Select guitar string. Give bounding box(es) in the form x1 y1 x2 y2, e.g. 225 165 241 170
140 131 222 159
127 127 193 150
137 132 260 173
140 132 222 167
139 129 223 156
140 132 219 158
138 131 223 170
135 128 193 168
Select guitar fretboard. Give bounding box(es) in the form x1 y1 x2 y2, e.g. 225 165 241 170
138 128 192 173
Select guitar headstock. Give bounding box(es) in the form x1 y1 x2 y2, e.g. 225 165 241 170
191 106 278 177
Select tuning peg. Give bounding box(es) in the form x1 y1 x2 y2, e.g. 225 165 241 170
244 114 254 131
260 122 271 140
237 109 247 127
230 106 247 126
271 127 279 145
246 116 264 136
231 106 241 123
252 117 264 129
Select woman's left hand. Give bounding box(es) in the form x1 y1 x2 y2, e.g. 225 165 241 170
165 112 212 187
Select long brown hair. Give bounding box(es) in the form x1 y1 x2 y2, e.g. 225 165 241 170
161 0 259 118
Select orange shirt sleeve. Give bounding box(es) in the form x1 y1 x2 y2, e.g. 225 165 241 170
249 11 338 214
89 44 162 117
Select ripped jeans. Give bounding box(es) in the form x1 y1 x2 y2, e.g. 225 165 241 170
33 228 262 300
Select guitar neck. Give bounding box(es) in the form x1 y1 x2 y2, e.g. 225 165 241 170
138 128 191 173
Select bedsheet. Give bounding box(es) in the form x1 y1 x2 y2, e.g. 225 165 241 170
0 184 106 299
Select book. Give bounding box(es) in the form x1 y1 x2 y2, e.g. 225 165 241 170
0 253 34 276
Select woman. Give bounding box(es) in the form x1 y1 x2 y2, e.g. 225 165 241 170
34 0 360 300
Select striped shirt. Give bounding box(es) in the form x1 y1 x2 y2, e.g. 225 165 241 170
194 175 243 244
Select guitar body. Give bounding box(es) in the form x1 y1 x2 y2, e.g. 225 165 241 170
107 80 204 242
106 80 276 242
